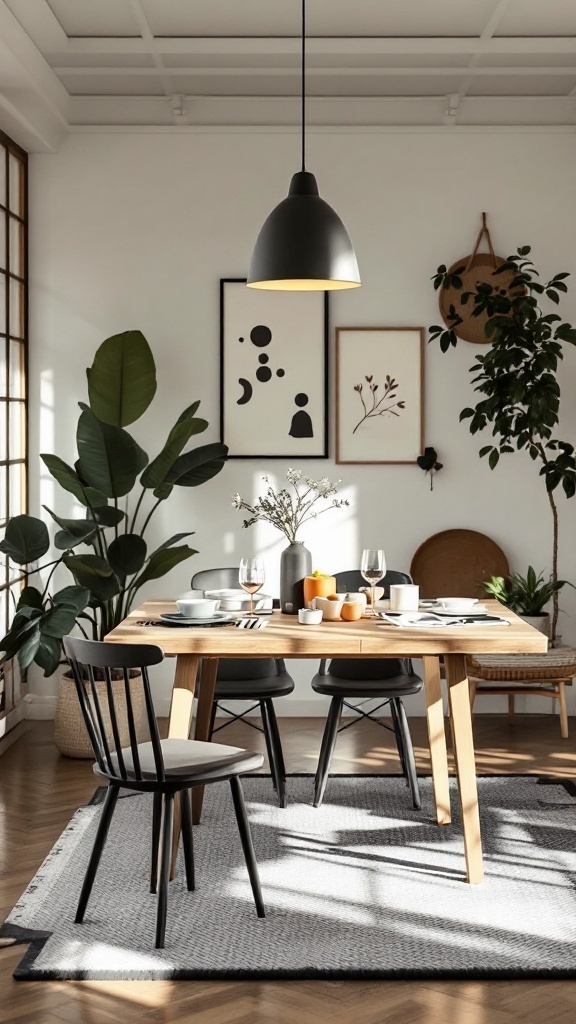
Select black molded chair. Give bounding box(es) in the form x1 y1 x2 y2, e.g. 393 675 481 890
311 570 423 810
192 567 295 808
63 636 265 949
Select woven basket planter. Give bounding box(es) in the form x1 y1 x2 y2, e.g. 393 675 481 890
54 670 144 760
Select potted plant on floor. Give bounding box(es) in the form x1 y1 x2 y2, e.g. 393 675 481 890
429 245 576 643
483 566 573 638
0 330 228 755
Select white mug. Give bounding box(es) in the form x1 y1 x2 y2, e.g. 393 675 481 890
176 598 220 618
389 584 419 612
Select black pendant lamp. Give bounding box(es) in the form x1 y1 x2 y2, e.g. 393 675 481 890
247 0 361 291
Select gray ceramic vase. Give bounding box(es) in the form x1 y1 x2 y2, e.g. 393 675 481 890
280 540 312 614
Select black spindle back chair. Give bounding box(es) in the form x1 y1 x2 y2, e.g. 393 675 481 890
62 636 265 949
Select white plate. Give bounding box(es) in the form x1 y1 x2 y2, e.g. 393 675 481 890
425 603 487 616
161 611 234 625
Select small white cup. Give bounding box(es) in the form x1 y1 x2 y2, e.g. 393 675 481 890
389 584 419 612
298 608 323 625
311 597 343 620
176 598 220 618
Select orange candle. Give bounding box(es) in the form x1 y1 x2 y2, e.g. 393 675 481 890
303 574 337 608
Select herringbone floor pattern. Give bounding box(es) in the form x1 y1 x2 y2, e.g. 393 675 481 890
2 714 576 1023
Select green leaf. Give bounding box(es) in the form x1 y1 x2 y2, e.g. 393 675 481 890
488 449 500 470
34 635 62 677
40 454 107 508
132 545 198 589
164 443 228 489
140 414 208 490
18 626 41 672
52 585 90 613
107 535 147 578
76 405 142 498
90 506 126 527
153 532 195 553
87 330 157 427
64 553 121 601
17 586 44 611
41 604 80 640
479 446 492 458
43 506 99 550
0 515 49 565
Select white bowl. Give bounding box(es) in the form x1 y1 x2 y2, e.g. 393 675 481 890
439 598 478 612
204 588 272 612
298 608 323 625
176 598 220 618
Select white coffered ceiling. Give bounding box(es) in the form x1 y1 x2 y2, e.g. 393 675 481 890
1 0 576 151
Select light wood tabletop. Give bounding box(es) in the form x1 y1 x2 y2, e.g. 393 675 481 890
106 600 548 885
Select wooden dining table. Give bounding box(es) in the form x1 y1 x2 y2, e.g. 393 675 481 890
106 599 548 885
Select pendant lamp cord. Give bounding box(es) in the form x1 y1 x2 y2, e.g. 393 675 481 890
301 0 306 172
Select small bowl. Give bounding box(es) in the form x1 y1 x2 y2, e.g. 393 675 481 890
176 598 220 619
298 608 323 625
439 598 478 612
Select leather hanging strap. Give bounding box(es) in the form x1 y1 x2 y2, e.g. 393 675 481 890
465 212 497 273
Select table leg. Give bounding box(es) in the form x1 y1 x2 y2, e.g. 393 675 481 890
422 656 451 826
167 655 200 880
192 658 219 825
445 652 483 884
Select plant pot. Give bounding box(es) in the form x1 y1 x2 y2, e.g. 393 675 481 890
54 669 144 759
520 614 550 639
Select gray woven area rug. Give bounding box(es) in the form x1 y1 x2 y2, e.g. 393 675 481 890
3 775 576 981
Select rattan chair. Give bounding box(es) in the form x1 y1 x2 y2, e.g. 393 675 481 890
192 567 295 807
63 636 265 949
310 570 423 810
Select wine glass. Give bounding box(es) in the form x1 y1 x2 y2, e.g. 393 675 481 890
239 557 265 617
360 549 386 616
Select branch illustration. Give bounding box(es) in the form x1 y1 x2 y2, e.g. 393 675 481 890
352 375 405 434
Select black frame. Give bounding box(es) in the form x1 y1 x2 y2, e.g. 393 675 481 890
219 278 329 459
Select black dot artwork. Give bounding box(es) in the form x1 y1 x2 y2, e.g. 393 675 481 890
258 354 269 364
276 368 285 377
256 366 272 383
238 336 244 343
250 325 272 348
289 393 313 437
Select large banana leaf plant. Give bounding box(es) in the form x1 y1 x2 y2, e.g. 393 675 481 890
0 330 228 677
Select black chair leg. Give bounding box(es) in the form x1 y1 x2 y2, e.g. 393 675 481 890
267 700 287 783
209 699 218 740
389 699 408 784
313 697 344 808
155 792 174 949
180 788 195 892
261 699 284 806
393 698 421 810
150 791 162 894
229 775 265 918
75 783 120 923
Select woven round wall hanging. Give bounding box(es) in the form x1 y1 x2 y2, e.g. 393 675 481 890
439 213 520 345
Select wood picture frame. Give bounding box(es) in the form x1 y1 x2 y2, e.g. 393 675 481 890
220 279 329 459
335 327 424 464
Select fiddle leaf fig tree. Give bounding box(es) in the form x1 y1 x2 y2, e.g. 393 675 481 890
0 330 228 677
429 247 576 641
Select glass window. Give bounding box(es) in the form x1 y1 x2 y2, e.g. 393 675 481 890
0 131 28 651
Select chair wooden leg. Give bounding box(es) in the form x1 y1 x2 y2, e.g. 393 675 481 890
508 694 515 723
261 699 285 805
313 697 343 808
229 776 265 918
150 791 162 894
75 783 120 924
558 681 569 739
156 792 174 949
180 788 195 891
393 698 421 811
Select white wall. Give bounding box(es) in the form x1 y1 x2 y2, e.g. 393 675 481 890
27 127 576 717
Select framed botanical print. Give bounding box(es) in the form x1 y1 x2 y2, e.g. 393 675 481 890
336 327 424 464
220 279 328 458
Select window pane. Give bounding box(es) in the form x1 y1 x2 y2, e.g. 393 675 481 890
0 465 6 524
9 401 25 459
0 400 6 459
9 218 23 278
0 151 6 209
8 154 23 217
0 214 5 270
9 340 24 398
9 278 23 338
0 336 6 396
0 274 5 334
9 461 25 518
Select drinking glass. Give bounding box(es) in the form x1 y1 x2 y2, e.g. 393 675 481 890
239 557 265 616
360 549 386 616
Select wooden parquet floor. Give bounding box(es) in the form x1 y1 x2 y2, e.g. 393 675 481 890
1 714 576 1024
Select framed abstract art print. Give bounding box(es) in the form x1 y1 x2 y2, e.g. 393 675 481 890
336 327 424 464
220 279 328 458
